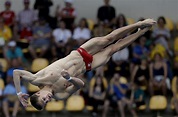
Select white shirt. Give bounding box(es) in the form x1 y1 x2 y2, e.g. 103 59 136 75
52 28 72 43
112 47 129 61
73 27 91 40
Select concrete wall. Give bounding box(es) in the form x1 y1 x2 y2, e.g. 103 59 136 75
0 0 178 22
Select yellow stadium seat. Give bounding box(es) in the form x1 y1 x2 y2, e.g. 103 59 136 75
119 76 128 84
26 98 39 112
140 85 147 91
22 48 29 53
127 18 135 25
87 19 95 31
45 100 64 111
0 78 4 89
86 105 93 111
0 58 8 72
66 95 85 111
90 77 108 89
31 58 49 72
170 97 175 109
165 18 174 31
174 37 178 51
149 95 167 117
172 76 177 93
138 104 147 110
28 83 40 92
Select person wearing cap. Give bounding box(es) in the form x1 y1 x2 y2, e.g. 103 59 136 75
59 0 76 30
0 1 15 28
16 0 38 29
5 41 27 67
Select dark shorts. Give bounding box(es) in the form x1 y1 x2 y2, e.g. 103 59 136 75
77 47 93 71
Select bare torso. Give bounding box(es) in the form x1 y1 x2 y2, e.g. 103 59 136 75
31 50 86 93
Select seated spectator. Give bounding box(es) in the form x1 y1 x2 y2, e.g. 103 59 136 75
16 0 38 33
149 52 170 96
89 74 108 117
131 56 149 88
0 1 15 29
73 18 91 46
52 20 72 59
130 83 146 109
112 47 130 77
28 17 52 59
93 21 111 37
152 16 172 56
0 17 12 44
102 73 137 117
5 41 28 68
19 24 33 41
59 0 76 30
111 13 127 29
3 58 26 117
97 0 116 26
130 36 149 72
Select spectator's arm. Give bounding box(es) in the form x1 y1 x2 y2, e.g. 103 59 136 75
131 65 139 83
149 63 153 81
163 62 168 80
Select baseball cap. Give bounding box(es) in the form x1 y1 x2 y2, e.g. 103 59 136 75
5 1 11 5
8 41 16 47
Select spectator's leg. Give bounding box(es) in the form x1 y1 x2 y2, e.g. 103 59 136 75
3 101 10 117
51 46 57 58
39 45 48 58
102 100 110 117
12 100 20 117
28 46 37 59
174 98 178 116
161 81 167 95
118 100 125 117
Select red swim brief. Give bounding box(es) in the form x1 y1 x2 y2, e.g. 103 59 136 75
77 47 93 71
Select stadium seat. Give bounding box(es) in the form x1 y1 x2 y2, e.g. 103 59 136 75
127 18 135 25
174 37 178 51
87 19 95 31
31 58 49 72
165 18 174 31
26 98 39 112
138 104 147 111
0 58 8 72
28 83 40 93
149 95 167 117
45 100 64 111
66 95 85 111
0 78 4 89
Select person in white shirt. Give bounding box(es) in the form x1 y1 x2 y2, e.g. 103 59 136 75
73 18 91 46
52 20 72 59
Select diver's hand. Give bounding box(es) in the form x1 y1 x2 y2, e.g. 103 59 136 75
17 93 29 107
61 69 70 80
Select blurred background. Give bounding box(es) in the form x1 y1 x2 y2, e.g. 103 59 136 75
0 0 178 117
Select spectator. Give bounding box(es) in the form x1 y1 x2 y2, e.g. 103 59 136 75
131 56 149 88
52 20 72 59
130 83 146 110
34 0 53 20
149 52 170 96
112 14 127 29
102 73 137 117
0 1 15 29
89 74 108 116
16 0 38 29
3 59 27 117
5 41 28 68
60 0 76 30
0 17 12 43
112 47 130 77
93 21 111 37
97 0 116 26
130 36 149 72
152 16 172 56
29 17 52 59
73 18 91 46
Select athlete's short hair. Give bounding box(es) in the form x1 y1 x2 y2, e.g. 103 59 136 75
30 94 43 110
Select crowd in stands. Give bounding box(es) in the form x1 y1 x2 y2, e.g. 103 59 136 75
0 0 178 117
